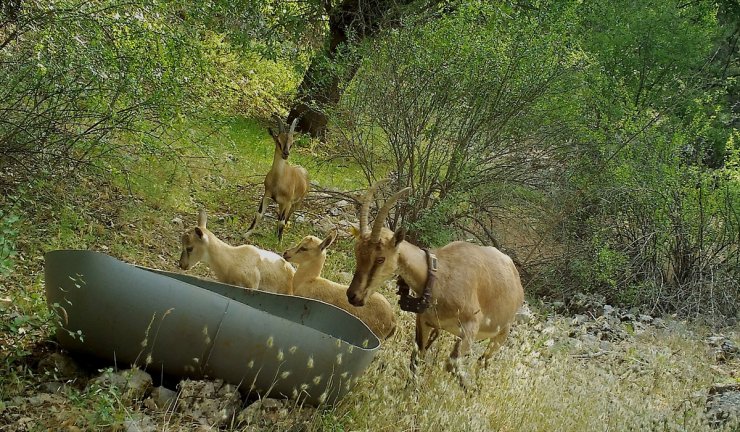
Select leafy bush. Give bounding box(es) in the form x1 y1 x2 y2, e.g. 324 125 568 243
329 3 587 246
327 0 738 319
0 0 298 187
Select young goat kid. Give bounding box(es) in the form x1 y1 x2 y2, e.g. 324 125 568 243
283 232 396 339
346 181 524 386
246 118 309 241
179 210 294 294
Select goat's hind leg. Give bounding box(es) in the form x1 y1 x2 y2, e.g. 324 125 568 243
445 320 479 389
478 324 510 370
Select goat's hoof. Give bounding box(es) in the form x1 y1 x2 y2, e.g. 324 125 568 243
476 356 490 370
454 369 474 391
444 357 459 374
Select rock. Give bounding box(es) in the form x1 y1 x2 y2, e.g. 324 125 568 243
90 369 153 403
516 303 535 324
40 381 66 393
718 341 739 362
337 219 354 228
638 314 653 323
706 335 740 363
579 333 600 348
568 292 606 315
123 414 158 432
295 214 306 224
37 353 85 380
335 200 351 208
171 216 183 226
572 314 590 325
237 398 315 430
148 386 177 410
706 384 740 427
328 207 342 216
315 218 337 233
551 301 566 313
176 379 241 428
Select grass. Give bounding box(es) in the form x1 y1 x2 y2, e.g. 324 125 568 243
0 115 738 431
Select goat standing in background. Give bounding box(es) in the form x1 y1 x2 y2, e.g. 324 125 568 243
282 232 397 339
180 210 294 294
346 181 524 386
246 118 309 241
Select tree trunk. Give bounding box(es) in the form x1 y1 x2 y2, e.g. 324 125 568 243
288 8 348 138
288 0 414 137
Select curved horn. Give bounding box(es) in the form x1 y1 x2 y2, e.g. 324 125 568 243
288 117 299 135
359 179 389 235
371 187 412 241
277 118 286 134
198 209 207 228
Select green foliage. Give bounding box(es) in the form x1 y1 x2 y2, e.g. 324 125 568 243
0 0 300 189
580 0 717 109
331 1 588 243
0 210 19 275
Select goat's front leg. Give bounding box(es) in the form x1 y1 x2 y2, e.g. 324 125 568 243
445 319 479 388
276 202 292 241
410 315 434 374
246 194 270 235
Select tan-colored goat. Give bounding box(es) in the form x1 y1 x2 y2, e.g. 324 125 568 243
246 118 309 241
346 181 524 385
179 210 294 294
282 232 397 340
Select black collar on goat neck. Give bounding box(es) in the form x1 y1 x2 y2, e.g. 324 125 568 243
397 248 437 313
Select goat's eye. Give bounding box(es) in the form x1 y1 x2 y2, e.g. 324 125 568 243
186 247 193 253
298 247 306 252
376 257 385 264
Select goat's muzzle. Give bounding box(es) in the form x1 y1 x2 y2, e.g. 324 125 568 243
347 290 365 307
347 274 366 306
178 254 189 270
281 151 290 160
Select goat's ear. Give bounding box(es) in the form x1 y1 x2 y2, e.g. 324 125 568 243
268 128 282 149
348 224 361 238
194 227 205 239
319 231 337 251
197 209 207 228
392 227 406 247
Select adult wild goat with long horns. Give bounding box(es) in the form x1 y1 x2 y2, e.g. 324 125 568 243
346 180 524 386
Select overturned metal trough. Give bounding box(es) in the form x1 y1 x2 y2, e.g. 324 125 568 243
44 250 380 406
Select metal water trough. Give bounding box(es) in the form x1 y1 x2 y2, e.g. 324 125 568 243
44 250 380 406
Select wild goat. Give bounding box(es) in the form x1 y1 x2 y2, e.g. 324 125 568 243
246 118 309 241
282 232 396 339
179 210 294 294
346 181 524 385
